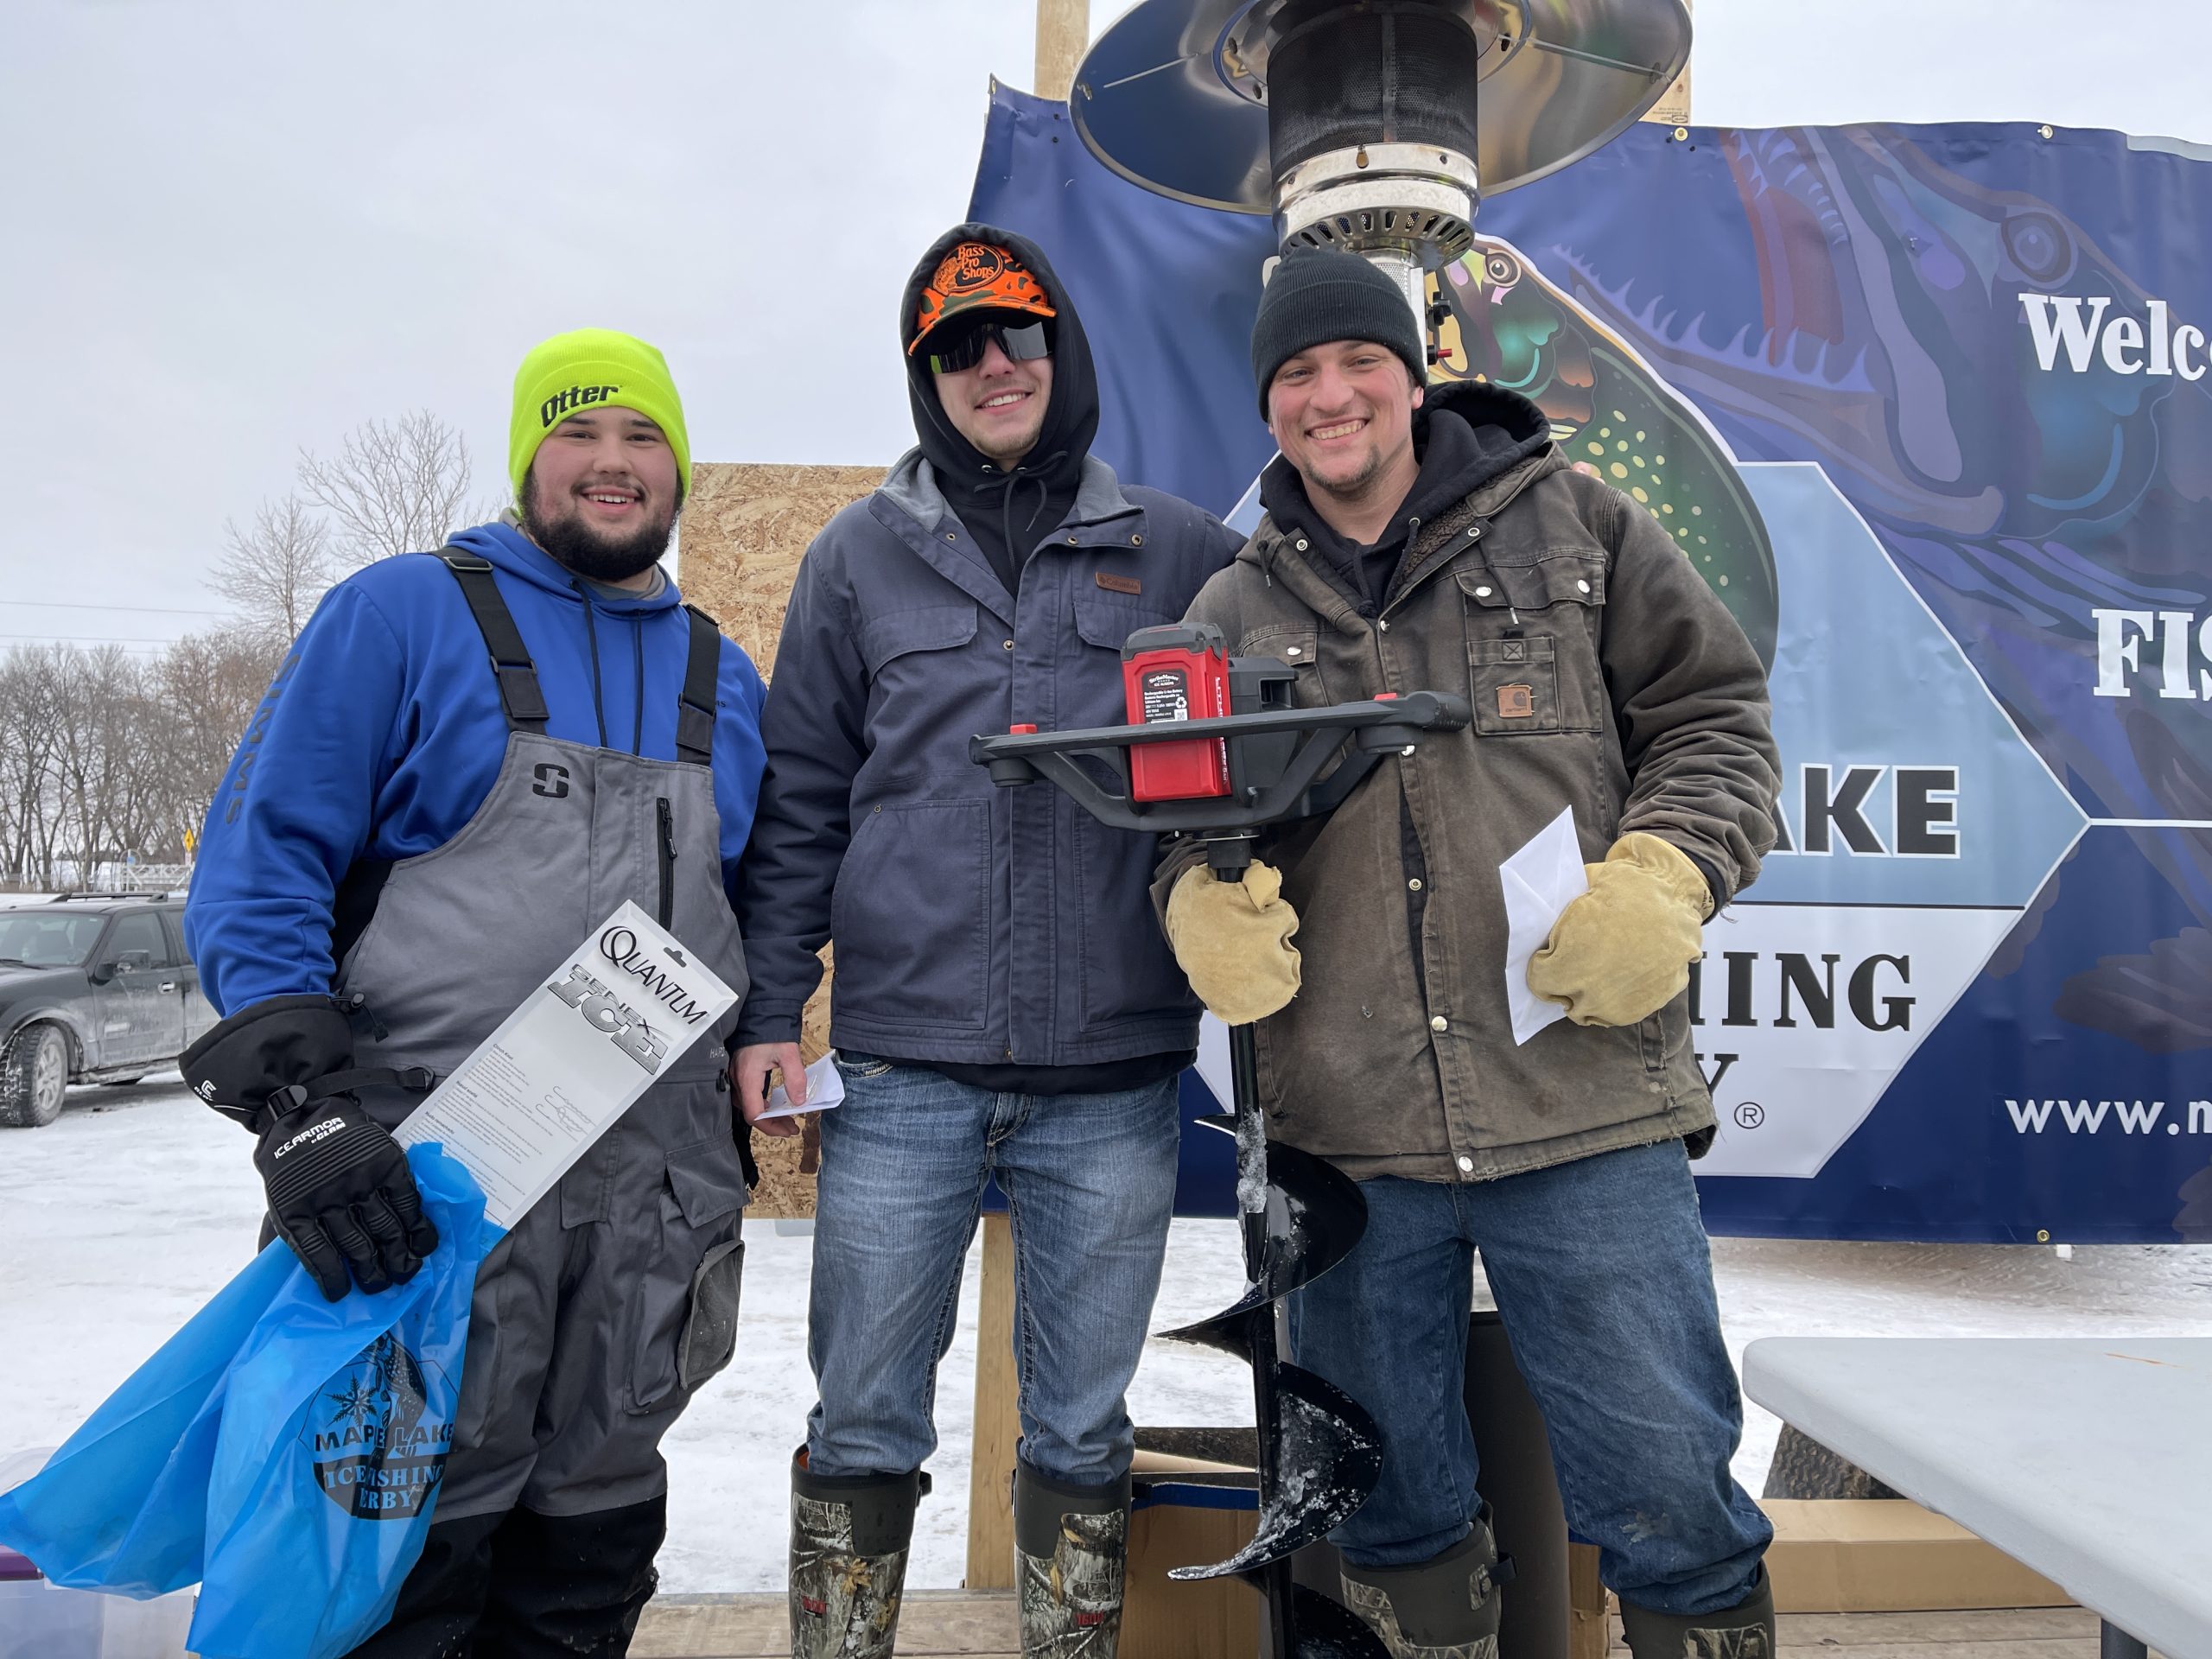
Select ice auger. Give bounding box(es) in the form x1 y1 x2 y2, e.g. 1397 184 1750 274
971 622 1471 1658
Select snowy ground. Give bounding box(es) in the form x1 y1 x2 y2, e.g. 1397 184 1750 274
4 1077 2210 1594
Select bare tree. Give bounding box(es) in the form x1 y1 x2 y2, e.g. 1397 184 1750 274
0 649 60 882
153 627 285 854
298 410 494 568
43 645 143 887
210 493 334 644
0 631 286 889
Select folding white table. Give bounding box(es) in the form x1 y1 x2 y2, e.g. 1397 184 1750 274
1743 1338 2212 1659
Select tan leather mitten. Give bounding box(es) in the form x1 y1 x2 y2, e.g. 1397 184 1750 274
1164 860 1302 1026
1526 832 1712 1027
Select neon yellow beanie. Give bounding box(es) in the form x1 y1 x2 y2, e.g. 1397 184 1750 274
509 328 692 502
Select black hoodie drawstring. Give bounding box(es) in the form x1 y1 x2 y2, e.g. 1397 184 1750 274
575 584 610 750
983 448 1071 588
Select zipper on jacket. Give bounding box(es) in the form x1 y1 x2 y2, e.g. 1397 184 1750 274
655 798 677 928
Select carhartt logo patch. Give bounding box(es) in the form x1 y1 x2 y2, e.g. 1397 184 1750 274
1096 572 1142 595
1497 683 1535 719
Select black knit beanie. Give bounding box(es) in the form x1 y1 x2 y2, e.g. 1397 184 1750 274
1249 247 1427 421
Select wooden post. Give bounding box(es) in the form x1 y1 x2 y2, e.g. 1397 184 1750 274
1638 0 1693 128
1034 0 1089 101
964 1212 1021 1589
1568 1542 1611 1657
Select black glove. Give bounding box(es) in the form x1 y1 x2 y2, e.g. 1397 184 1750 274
182 995 440 1300
253 1095 441 1300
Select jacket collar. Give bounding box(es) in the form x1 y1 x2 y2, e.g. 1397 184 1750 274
879 448 1140 534
1243 444 1567 630
872 449 1144 626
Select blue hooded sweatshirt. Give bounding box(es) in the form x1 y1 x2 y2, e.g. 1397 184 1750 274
184 521 767 1015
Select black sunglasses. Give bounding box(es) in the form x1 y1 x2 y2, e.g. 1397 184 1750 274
925 318 1052 375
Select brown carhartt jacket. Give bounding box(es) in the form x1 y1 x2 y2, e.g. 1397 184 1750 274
1170 419 1780 1183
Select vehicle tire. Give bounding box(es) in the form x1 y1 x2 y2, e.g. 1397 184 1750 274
0 1024 71 1128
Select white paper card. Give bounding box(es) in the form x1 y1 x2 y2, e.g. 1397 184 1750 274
1499 805 1590 1046
758 1052 846 1120
395 901 739 1230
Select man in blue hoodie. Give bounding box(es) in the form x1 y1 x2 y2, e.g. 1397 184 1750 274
181 329 766 1658
732 228 1243 1657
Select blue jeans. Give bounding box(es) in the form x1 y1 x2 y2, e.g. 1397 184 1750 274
805 1053 1180 1488
1287 1140 1771 1617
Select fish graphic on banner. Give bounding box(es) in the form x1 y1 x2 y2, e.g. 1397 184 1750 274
970 84 2212 1243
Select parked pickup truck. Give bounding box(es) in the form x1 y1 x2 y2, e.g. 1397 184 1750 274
0 894 216 1127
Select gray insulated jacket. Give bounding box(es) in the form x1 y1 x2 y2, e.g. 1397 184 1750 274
734 453 1243 1064
1174 408 1781 1182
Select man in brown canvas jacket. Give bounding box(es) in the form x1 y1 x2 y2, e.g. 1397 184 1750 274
1160 247 1784 1659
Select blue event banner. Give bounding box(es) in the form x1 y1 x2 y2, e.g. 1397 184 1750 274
970 84 2212 1243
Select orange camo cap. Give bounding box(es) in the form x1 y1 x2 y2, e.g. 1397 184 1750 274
910 243 1058 353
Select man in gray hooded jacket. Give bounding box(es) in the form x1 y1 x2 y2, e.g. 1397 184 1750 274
733 226 1242 1656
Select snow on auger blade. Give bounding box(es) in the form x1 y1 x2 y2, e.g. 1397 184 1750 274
1169 1358 1383 1580
1158 1134 1371 1356
1179 1117 1371 1309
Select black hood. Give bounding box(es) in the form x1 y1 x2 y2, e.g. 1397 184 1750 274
899 222 1099 500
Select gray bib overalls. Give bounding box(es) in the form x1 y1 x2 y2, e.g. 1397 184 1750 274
338 553 750 1529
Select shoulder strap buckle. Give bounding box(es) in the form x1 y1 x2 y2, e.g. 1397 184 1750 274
438 545 550 734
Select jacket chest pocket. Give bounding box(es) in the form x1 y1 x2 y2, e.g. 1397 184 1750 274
1072 597 1178 728
859 603 980 686
1457 560 1603 735
857 602 984 750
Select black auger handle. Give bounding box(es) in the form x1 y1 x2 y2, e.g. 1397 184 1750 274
967 690 1471 835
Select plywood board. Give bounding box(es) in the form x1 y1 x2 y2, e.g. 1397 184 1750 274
679 461 886 1219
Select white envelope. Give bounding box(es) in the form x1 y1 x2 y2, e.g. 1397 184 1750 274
1498 805 1591 1046
759 1052 847 1120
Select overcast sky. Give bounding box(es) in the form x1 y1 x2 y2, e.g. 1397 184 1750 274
8 0 2212 652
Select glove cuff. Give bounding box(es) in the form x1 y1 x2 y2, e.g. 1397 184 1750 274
1610 833 1714 920
181 994 357 1131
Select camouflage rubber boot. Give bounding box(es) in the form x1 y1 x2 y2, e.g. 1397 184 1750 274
1618 1567 1777 1659
1338 1510 1505 1659
788 1448 927 1659
1014 1463 1132 1658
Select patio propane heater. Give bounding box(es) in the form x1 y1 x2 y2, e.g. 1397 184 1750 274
1070 0 1692 340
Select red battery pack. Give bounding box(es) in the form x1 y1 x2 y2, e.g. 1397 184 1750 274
1121 624 1231 801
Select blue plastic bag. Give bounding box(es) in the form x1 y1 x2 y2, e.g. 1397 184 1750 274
0 1144 493 1659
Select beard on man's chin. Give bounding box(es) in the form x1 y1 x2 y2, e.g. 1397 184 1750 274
522 483 675 583
1308 448 1388 502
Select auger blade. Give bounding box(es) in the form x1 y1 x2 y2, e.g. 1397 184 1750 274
1159 1301 1256 1361
1254 1138 1369 1297
1169 1361 1382 1580
1232 1573 1395 1659
1283 1583 1393 1659
1160 1140 1370 1357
